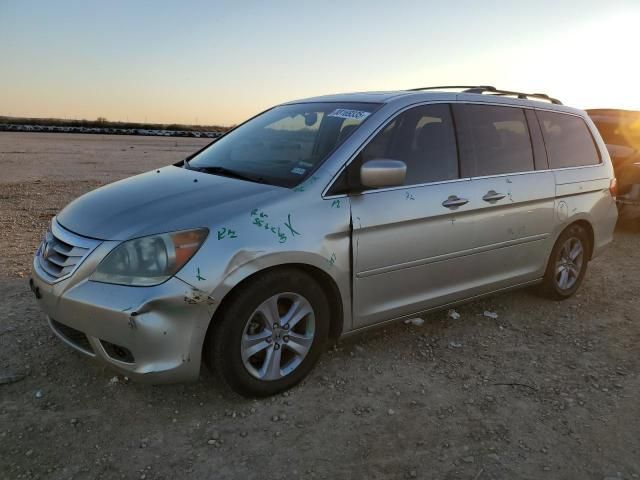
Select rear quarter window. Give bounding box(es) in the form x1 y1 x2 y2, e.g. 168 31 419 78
536 111 601 168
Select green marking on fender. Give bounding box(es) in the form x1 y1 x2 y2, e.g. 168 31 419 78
284 213 300 237
250 209 288 243
217 227 238 240
196 268 206 281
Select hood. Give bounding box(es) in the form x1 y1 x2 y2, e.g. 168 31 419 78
57 166 283 240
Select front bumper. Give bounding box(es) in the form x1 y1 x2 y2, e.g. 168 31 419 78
31 257 217 383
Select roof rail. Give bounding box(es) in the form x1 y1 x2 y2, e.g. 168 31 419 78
407 85 562 105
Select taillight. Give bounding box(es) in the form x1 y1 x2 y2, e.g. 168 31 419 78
609 178 618 197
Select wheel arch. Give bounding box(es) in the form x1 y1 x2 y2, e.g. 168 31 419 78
552 216 596 261
203 262 345 359
568 219 595 259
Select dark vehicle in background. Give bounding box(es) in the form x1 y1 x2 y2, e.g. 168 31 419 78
588 109 640 221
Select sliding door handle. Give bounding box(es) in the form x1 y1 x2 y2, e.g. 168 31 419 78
442 195 469 209
482 190 506 203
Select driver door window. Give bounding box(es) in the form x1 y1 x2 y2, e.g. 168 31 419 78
332 103 459 192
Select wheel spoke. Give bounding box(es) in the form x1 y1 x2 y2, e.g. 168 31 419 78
281 298 312 329
256 295 281 328
558 268 569 289
241 330 272 360
569 241 583 261
285 332 313 356
259 345 282 380
567 264 579 278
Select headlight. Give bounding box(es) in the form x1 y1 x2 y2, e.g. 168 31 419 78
91 228 208 286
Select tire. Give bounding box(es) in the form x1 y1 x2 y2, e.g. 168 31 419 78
206 268 330 397
539 224 591 300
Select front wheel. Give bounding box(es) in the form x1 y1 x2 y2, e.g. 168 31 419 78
539 224 590 300
206 269 330 397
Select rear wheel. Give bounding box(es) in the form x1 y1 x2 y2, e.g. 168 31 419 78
539 224 590 300
206 269 329 397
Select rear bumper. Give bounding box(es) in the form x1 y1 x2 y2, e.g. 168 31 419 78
31 262 217 383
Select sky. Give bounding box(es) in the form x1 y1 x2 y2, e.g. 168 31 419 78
1 0 640 126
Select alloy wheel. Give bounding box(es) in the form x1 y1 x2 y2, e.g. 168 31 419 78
240 292 316 381
555 236 584 290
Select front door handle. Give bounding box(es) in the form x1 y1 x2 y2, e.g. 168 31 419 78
442 195 469 209
482 190 506 203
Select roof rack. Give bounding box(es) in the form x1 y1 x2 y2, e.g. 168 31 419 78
407 85 562 105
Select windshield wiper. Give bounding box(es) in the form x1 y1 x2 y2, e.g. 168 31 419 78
189 165 265 184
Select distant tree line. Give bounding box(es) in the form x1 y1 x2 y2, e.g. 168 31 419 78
0 115 232 133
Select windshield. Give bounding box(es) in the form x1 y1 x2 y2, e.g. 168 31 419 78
186 102 381 187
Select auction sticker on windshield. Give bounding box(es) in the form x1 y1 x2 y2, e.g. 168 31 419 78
328 109 371 121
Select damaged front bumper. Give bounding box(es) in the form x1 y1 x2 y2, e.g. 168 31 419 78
31 257 217 383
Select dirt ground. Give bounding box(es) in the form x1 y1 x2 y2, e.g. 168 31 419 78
1 132 639 480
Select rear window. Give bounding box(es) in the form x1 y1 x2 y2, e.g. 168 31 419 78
453 104 534 177
537 111 600 168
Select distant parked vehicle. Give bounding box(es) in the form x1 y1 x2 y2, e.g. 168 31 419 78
31 86 617 396
588 109 640 221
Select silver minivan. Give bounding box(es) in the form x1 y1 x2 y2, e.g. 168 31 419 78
31 86 618 396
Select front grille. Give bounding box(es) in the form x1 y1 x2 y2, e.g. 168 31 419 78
38 232 89 278
50 319 95 354
37 220 100 282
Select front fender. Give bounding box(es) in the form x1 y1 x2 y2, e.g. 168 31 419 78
175 193 353 337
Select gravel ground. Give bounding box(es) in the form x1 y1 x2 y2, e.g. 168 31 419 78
1 132 639 480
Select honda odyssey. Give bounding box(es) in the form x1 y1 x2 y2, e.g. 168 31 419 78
31 86 618 396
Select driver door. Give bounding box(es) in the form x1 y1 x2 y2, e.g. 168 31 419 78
345 103 479 329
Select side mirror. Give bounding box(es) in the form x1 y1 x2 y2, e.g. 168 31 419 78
360 159 406 189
